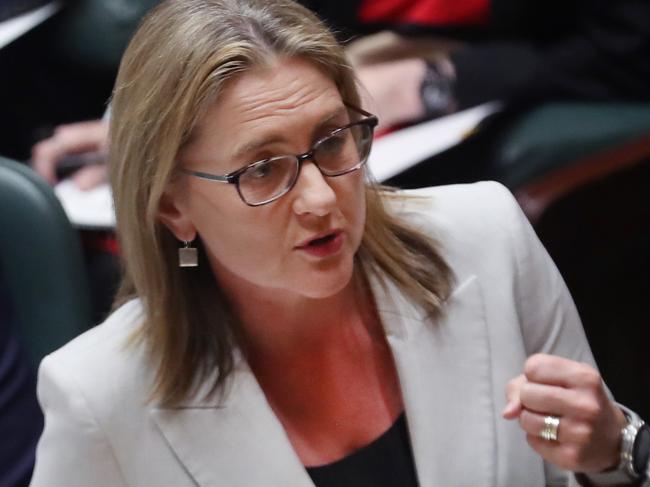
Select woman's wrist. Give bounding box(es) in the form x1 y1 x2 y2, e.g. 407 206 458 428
576 407 648 485
419 57 457 119
355 56 458 128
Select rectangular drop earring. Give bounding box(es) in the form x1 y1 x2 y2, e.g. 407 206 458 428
179 240 198 267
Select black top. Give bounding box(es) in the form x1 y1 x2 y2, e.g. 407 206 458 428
306 413 419 487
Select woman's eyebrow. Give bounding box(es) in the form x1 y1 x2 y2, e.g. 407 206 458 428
315 106 348 129
232 106 348 160
232 136 285 161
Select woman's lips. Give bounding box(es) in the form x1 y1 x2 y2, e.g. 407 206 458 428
296 230 344 257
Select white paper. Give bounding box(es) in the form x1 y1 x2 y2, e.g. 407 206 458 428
0 2 61 49
368 102 501 182
54 180 115 229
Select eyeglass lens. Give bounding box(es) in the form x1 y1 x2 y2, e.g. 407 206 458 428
237 124 373 205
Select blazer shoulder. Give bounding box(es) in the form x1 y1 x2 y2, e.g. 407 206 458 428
38 299 151 410
45 298 145 366
398 180 520 222
390 181 528 252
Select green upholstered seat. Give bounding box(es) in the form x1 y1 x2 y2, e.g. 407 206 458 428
0 157 92 368
494 102 650 188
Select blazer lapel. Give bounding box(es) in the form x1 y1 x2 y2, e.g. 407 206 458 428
150 359 314 487
371 274 497 487
150 274 496 487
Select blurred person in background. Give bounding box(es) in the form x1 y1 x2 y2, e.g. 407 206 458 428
0 0 157 164
304 0 650 128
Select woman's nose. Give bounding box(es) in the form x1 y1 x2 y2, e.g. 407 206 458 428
291 161 337 216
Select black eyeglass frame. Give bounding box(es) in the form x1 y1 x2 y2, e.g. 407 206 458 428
180 105 378 207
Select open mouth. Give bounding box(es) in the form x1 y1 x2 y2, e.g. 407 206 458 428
296 231 344 256
307 233 337 247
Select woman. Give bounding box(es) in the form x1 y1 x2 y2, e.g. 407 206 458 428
30 0 648 486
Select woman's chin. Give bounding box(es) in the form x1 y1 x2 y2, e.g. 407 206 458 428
295 264 355 301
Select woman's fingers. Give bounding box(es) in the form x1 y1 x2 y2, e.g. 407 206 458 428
525 434 587 472
518 382 587 418
504 354 627 473
524 353 602 390
502 374 525 419
518 409 593 444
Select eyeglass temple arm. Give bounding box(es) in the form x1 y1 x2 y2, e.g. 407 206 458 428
181 169 235 184
344 103 376 119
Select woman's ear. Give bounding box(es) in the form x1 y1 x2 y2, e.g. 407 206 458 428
158 186 197 242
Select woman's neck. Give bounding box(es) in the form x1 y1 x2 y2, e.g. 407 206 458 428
231 271 376 361
216 265 404 465
233 272 404 466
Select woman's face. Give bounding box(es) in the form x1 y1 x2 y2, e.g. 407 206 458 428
163 58 367 302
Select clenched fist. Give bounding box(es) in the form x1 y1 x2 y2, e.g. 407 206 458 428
503 354 626 473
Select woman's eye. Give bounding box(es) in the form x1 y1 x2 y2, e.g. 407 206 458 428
319 134 346 154
248 162 273 179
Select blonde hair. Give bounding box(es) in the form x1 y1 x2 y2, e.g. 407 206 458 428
109 0 452 406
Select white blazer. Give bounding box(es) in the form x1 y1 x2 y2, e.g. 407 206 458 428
30 182 617 486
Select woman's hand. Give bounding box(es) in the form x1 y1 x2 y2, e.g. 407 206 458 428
503 353 627 473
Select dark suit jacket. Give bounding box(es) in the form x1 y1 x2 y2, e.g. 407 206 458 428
0 276 43 487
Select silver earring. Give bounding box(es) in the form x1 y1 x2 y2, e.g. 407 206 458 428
178 240 198 268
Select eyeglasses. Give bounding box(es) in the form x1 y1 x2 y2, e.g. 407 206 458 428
180 105 378 206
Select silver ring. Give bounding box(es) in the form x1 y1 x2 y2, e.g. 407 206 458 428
540 415 560 442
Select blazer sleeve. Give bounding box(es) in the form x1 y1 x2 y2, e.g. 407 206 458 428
494 183 595 367
30 355 128 487
493 183 647 486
